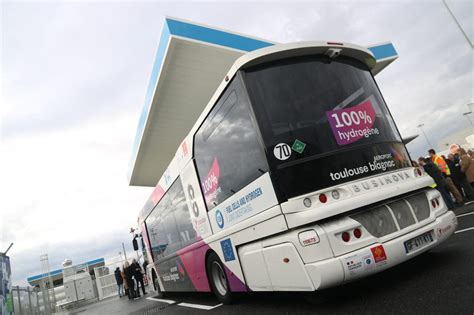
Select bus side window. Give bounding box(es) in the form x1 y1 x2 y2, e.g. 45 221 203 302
194 74 269 211
161 197 180 257
168 178 197 248
146 177 199 259
145 200 168 260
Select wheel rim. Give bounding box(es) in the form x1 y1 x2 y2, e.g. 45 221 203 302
211 261 228 296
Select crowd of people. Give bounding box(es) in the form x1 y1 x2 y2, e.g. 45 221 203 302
415 144 474 210
114 259 148 300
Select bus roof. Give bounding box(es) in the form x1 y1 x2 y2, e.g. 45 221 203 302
129 17 399 187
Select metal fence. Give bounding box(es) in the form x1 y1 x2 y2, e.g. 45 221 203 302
10 286 42 315
10 282 75 315
94 261 123 301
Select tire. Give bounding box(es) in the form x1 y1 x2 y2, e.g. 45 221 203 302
206 252 233 304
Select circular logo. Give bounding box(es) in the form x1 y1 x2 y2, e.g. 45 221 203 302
366 258 372 265
215 210 224 229
273 143 291 160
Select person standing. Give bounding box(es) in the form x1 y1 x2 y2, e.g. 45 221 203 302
132 259 147 296
428 149 463 205
114 267 124 298
419 157 455 209
121 266 130 299
124 261 136 299
459 148 474 188
447 153 474 200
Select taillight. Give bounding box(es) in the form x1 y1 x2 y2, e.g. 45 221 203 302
354 228 362 239
319 193 328 203
431 198 440 208
414 167 424 177
342 231 350 242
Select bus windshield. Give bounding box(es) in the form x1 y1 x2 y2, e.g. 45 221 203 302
243 55 412 201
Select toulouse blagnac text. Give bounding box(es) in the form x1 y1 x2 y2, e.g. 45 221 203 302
329 154 396 181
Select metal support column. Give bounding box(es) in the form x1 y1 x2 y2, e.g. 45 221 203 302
16 286 23 315
27 287 33 315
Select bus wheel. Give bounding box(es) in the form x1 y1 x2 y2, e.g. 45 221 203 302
207 252 233 304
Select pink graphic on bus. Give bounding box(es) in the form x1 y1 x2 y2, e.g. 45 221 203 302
176 240 248 292
202 158 221 204
326 99 378 145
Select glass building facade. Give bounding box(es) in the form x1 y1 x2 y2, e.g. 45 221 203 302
0 255 12 315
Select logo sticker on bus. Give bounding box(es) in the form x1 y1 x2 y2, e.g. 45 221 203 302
220 238 235 262
202 158 221 205
273 143 291 160
181 141 189 156
292 139 306 154
215 209 224 229
362 254 375 271
326 99 378 145
370 245 387 263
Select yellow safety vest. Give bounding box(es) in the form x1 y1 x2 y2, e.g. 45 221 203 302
432 155 451 176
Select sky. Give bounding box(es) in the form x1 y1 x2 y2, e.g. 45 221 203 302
1 0 473 285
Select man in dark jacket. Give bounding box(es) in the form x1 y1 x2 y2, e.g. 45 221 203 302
132 259 146 296
124 262 136 299
114 267 124 297
447 153 474 201
419 157 455 209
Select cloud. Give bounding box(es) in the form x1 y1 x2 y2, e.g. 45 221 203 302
2 2 161 138
0 113 152 283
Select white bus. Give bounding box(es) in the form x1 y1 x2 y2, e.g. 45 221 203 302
137 42 457 304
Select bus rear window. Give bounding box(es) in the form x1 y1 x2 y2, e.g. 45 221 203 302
243 56 410 200
244 56 401 165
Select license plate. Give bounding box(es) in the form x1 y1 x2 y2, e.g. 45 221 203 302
404 231 434 253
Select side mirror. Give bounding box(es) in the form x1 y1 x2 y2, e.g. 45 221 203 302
132 238 139 251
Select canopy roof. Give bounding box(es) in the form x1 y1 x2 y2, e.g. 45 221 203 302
129 17 399 187
27 258 104 286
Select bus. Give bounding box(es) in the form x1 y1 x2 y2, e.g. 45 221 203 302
136 41 457 304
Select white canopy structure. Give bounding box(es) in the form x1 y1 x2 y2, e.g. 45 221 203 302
129 17 399 187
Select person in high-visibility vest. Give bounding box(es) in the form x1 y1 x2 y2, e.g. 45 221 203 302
428 149 463 205
418 157 455 209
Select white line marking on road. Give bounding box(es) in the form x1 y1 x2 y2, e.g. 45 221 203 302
454 227 474 234
146 297 176 304
456 212 474 218
178 302 223 310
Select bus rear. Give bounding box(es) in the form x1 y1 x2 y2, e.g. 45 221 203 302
233 46 458 291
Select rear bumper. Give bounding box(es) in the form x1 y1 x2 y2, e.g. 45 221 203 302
305 210 458 290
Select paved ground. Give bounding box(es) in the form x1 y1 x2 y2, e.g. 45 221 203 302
68 205 474 315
